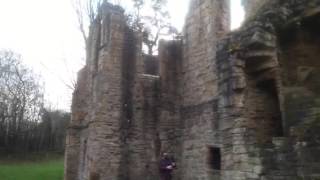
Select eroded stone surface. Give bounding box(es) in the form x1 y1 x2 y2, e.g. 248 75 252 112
65 0 320 180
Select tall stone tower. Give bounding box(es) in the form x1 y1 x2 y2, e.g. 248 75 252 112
179 0 230 179
65 3 142 180
182 0 230 106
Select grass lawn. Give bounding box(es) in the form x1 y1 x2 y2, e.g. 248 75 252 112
0 158 64 180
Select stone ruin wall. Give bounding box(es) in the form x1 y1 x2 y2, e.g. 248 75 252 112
242 0 268 18
65 0 320 180
179 0 229 179
216 1 320 179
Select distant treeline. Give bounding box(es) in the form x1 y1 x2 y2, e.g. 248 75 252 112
0 50 70 154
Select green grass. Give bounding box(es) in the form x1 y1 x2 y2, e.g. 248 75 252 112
0 158 64 180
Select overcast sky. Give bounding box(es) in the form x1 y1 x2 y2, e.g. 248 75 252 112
0 0 244 111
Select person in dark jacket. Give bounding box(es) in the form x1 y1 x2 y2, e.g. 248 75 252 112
159 153 176 180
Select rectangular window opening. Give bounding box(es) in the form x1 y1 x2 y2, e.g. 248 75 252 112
208 146 221 170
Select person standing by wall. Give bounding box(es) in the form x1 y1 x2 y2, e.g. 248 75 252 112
159 153 176 180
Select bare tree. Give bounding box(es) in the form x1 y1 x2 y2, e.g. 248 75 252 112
38 108 70 152
0 50 44 153
72 0 105 46
0 50 69 154
40 59 76 91
129 0 178 55
129 0 145 31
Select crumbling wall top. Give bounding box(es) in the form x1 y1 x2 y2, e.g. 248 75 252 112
242 0 267 18
100 2 124 15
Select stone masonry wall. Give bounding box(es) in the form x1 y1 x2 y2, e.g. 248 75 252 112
66 3 164 180
278 14 320 178
65 67 89 180
66 1 320 180
84 4 132 179
242 0 268 18
158 40 183 180
65 3 143 180
181 0 229 106
179 0 230 180
216 0 320 179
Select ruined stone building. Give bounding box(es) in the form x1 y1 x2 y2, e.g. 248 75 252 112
65 0 320 179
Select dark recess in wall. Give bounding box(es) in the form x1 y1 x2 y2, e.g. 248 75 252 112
256 80 284 138
208 147 221 170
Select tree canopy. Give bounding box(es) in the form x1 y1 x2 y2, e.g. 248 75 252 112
0 50 69 154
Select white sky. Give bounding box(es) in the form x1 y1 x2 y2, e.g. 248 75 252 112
0 0 244 111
